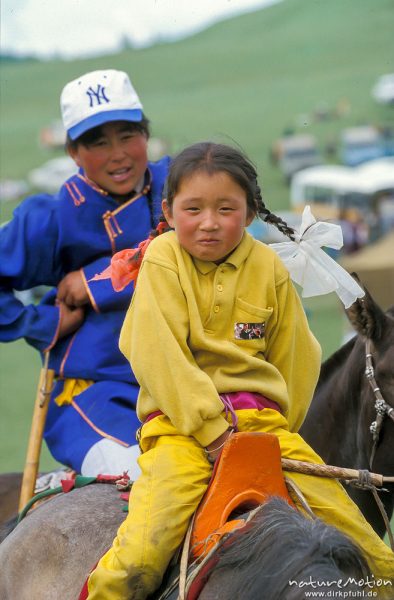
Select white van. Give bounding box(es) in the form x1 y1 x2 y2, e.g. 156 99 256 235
290 158 394 237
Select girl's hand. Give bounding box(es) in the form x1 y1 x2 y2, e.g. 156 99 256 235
205 428 234 463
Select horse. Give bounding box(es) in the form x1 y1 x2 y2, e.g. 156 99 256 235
0 280 393 598
301 282 394 539
2 281 393 539
0 486 373 600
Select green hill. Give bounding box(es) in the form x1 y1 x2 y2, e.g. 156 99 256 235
1 0 393 212
0 0 393 472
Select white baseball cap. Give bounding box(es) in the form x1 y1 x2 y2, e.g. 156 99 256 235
61 69 144 140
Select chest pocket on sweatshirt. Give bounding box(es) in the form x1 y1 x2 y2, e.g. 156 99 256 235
232 298 273 354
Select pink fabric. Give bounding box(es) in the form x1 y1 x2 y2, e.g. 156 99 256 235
144 392 281 426
219 392 282 431
145 410 163 423
219 391 281 412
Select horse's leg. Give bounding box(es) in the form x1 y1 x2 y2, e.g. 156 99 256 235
0 473 22 525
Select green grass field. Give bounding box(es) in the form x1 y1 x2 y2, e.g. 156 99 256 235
1 0 393 202
0 0 393 472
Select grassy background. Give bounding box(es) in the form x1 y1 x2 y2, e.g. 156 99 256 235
0 0 393 472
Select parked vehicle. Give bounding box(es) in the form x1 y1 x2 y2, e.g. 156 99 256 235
270 134 322 183
381 125 394 157
339 126 384 167
290 158 394 239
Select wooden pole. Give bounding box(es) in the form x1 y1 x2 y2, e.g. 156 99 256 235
281 458 385 488
18 353 55 511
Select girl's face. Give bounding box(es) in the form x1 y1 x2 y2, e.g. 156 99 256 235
162 170 254 263
68 121 148 200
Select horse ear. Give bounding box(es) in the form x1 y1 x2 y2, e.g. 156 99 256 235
345 272 386 342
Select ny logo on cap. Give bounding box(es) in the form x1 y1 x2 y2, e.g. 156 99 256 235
86 84 110 107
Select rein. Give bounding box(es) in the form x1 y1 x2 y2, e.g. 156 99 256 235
365 339 394 468
363 339 394 549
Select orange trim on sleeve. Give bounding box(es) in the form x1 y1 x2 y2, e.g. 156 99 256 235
43 304 61 353
59 332 77 378
71 399 130 447
80 269 100 313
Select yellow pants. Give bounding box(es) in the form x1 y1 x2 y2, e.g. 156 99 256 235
87 409 394 599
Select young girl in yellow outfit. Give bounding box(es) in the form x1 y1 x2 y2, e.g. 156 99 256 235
87 142 394 599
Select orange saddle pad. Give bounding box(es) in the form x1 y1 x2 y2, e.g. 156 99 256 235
191 431 294 559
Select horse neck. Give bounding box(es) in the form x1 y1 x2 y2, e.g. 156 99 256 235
316 335 366 426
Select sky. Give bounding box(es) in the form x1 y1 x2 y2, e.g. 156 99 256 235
1 0 280 60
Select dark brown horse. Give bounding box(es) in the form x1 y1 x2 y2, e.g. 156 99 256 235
301 284 394 538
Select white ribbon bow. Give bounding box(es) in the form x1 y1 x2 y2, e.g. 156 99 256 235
270 206 365 308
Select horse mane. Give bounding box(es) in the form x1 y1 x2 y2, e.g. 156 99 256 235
210 497 370 600
319 335 358 382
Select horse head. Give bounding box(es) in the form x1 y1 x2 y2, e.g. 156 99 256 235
345 274 394 475
302 274 394 537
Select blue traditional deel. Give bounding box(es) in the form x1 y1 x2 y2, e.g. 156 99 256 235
0 156 170 471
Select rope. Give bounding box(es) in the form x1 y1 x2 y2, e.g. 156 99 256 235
282 459 394 545
348 469 373 489
17 473 127 523
348 470 394 551
177 514 196 600
369 487 394 552
17 486 63 523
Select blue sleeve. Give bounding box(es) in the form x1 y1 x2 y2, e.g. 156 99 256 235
82 257 134 312
0 195 63 351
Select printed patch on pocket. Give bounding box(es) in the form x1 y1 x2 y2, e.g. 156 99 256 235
234 322 265 340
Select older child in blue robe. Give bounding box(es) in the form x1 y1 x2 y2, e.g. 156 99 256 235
0 69 170 477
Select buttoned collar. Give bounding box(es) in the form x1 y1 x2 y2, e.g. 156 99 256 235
77 169 147 199
192 232 254 274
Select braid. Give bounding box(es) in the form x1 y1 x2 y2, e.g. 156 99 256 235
160 142 296 242
150 215 172 239
96 141 298 293
129 215 172 270
254 184 295 241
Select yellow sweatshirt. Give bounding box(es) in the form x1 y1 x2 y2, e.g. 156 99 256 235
120 231 321 447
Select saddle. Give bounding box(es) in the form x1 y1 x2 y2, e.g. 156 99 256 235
190 431 293 559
